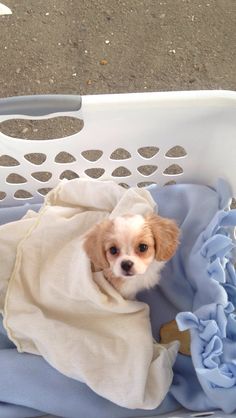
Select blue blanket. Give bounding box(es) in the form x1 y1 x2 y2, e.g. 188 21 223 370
0 179 235 417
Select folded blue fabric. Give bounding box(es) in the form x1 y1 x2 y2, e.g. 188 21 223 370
145 179 236 413
176 207 236 413
0 179 235 417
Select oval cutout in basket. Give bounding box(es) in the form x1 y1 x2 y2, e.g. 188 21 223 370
81 150 103 162
24 153 47 165
138 147 159 159
6 173 27 184
163 164 183 176
60 170 79 180
0 155 20 167
0 192 6 201
137 165 158 176
165 146 187 158
55 152 76 163
118 183 130 189
164 180 177 186
231 198 236 209
24 152 47 165
38 188 53 196
111 167 132 178
84 168 105 179
110 148 131 160
31 172 52 182
14 190 33 199
0 117 84 140
137 181 157 188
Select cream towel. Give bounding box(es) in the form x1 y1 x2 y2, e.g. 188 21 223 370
0 179 179 409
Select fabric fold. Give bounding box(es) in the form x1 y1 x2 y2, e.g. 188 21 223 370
176 206 236 412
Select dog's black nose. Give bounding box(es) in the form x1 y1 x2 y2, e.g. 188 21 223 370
121 260 134 272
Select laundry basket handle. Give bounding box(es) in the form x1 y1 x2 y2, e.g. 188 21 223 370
0 95 82 119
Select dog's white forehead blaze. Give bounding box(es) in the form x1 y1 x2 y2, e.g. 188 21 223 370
114 214 145 234
113 215 145 253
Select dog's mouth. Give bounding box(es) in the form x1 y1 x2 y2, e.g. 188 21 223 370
121 271 135 278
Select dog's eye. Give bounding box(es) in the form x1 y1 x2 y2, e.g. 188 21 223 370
139 243 148 252
109 246 119 255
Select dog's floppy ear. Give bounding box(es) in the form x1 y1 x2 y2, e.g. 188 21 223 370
146 213 180 261
83 219 112 269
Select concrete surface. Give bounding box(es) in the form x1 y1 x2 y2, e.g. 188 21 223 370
0 0 235 97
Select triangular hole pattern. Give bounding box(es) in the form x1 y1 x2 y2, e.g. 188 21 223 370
163 164 183 175
0 155 20 166
60 170 79 180
81 150 103 162
24 153 46 165
110 148 131 160
0 192 6 201
165 146 187 158
55 152 76 163
31 172 52 182
14 190 33 199
112 167 132 177
138 147 159 159
85 168 105 179
137 165 158 176
6 173 27 184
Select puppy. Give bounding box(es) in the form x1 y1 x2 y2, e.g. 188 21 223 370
84 213 180 299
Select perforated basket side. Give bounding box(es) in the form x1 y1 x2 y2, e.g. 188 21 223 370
0 91 235 207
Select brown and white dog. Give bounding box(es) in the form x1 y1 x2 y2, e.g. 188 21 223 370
84 213 180 299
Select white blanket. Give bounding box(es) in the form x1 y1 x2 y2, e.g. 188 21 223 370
0 179 179 409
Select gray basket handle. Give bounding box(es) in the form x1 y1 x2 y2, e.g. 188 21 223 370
0 95 82 118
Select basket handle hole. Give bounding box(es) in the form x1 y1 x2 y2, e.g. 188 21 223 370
0 117 84 140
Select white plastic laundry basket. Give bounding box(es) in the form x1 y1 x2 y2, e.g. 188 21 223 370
0 90 236 208
0 90 236 418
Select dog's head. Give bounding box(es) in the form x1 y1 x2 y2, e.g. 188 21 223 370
84 213 180 278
